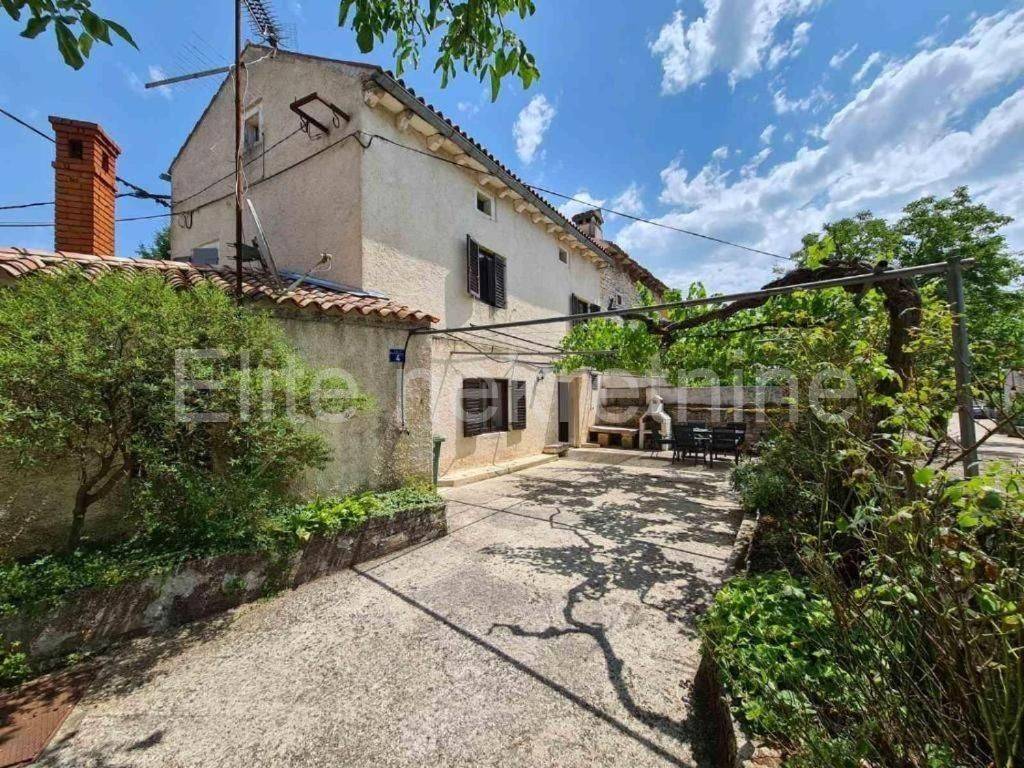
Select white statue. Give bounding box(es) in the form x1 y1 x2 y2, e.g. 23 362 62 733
639 391 672 450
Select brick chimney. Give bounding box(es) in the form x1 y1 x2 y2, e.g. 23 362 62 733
50 116 121 255
572 208 604 241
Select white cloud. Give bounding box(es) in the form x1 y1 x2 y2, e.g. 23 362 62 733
289 0 304 21
651 0 823 94
126 65 173 100
741 147 772 177
852 51 884 84
712 145 730 159
457 101 479 117
619 9 1024 294
772 84 830 114
558 183 645 223
760 124 776 144
558 189 605 220
513 94 556 164
768 21 812 68
829 43 858 69
611 183 645 216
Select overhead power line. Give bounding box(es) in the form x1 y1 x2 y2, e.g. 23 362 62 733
0 108 171 210
366 132 795 263
2 102 793 263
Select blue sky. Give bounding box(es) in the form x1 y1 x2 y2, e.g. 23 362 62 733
2 0 1022 293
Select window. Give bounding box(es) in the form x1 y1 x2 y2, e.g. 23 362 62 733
462 378 526 436
190 241 220 266
68 139 83 159
475 189 495 220
570 294 601 328
243 107 262 154
608 293 624 309
466 236 507 308
558 248 568 264
101 152 109 172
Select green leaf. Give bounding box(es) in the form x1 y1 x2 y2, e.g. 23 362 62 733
78 30 92 58
338 0 356 25
80 10 110 44
913 467 935 486
104 19 137 49
1 0 21 22
54 20 84 70
20 15 50 39
489 67 501 101
356 23 374 53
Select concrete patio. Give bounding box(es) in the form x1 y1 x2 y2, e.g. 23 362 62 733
38 449 743 767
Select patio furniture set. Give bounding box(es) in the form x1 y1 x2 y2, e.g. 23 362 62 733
644 422 746 467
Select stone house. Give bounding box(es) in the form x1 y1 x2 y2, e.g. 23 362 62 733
169 45 667 478
0 117 437 557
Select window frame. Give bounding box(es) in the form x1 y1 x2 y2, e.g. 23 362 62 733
243 104 263 155
558 248 569 264
475 188 496 220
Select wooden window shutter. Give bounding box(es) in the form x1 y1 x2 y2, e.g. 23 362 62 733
492 253 507 308
466 235 481 299
462 378 486 437
510 380 527 430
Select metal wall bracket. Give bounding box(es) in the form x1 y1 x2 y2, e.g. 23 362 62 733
290 92 350 136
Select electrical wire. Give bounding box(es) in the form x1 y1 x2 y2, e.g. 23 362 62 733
2 99 790 264
0 108 171 210
366 132 795 263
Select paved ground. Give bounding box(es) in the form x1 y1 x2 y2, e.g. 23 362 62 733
40 450 742 768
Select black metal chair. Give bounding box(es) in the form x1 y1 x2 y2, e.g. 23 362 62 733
709 426 743 466
672 425 708 465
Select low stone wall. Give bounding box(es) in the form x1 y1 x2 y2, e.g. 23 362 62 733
696 510 782 768
0 503 447 660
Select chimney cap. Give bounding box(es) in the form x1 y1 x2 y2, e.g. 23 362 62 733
48 115 122 155
571 208 604 227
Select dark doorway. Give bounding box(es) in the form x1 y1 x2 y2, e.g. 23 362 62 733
557 382 570 443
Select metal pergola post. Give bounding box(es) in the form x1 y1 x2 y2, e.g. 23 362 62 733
946 257 979 477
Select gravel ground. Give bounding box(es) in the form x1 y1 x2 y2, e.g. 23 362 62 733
40 450 742 768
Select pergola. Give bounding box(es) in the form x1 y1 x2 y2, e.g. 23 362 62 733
405 259 980 477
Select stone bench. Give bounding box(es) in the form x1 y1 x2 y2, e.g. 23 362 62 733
589 425 639 449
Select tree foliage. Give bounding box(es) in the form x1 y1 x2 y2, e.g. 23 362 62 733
2 0 135 69
0 270 368 552
338 0 540 99
135 225 170 261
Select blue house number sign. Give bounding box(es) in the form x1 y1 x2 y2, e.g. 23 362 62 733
389 348 406 363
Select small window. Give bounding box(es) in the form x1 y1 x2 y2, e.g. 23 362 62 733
101 152 109 172
243 107 262 153
69 139 83 159
475 189 495 220
558 248 568 264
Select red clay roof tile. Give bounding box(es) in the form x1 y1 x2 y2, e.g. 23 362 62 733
0 247 437 325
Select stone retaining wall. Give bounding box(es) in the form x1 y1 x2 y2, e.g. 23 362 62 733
0 503 447 660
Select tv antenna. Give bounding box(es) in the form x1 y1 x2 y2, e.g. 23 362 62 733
246 198 281 280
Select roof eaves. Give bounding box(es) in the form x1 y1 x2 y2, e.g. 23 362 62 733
369 70 613 267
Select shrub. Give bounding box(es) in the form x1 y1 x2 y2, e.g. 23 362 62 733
0 269 369 553
0 485 442 618
0 635 31 688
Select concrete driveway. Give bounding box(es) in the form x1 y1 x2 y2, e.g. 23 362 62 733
40 450 742 767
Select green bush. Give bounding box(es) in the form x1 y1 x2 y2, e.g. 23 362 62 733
0 269 369 553
270 485 442 542
0 635 31 688
0 485 442 618
731 460 801 517
700 573 864 741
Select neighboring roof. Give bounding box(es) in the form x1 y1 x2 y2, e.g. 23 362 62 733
0 248 437 325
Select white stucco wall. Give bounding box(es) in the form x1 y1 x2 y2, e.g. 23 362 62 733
169 49 368 288
359 103 606 471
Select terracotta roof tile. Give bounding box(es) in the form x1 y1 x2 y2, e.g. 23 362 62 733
0 247 437 325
